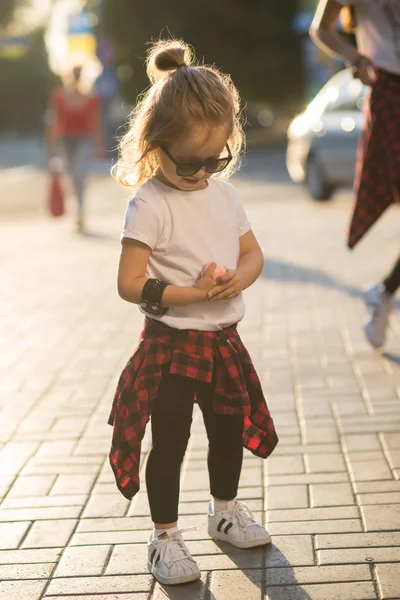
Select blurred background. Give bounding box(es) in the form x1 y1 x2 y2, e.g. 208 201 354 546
0 0 348 174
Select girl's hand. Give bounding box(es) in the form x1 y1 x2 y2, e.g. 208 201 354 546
208 269 243 301
354 55 377 86
194 262 217 294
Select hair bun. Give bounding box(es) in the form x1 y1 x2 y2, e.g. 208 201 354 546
146 39 193 83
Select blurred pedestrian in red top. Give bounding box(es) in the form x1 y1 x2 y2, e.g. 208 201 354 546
45 64 105 232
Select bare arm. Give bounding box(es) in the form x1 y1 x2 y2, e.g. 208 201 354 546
117 238 213 307
310 0 377 84
310 0 359 63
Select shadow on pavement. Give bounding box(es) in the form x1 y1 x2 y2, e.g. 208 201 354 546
261 258 362 298
152 541 314 600
383 351 400 365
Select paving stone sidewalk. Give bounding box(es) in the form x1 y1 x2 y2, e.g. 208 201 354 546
0 164 399 600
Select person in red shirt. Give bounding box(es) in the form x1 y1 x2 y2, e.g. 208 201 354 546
45 65 105 232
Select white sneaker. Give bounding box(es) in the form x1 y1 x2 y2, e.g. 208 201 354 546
363 283 394 348
208 500 271 549
147 527 200 586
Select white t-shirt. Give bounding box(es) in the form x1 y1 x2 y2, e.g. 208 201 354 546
339 0 400 75
121 177 252 331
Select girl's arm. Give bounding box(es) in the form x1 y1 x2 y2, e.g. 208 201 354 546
208 230 264 301
310 0 377 85
117 238 215 307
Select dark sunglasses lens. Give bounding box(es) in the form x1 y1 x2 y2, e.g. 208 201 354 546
206 159 230 174
176 163 201 177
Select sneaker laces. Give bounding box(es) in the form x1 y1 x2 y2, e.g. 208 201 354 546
230 501 256 529
155 527 196 566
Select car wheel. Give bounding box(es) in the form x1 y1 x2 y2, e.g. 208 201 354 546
306 155 335 201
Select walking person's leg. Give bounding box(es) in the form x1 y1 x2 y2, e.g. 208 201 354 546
364 253 399 348
145 369 200 585
71 137 93 231
196 383 271 548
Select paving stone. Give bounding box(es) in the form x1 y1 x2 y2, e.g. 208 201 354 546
0 562 54 579
382 433 400 449
197 551 263 570
55 545 111 577
361 504 400 531
152 572 208 600
265 564 371 585
50 474 97 495
376 562 400 599
266 455 305 475
266 485 309 510
357 492 400 505
46 574 153 595
106 543 151 576
306 453 346 473
1 494 87 509
349 460 393 481
265 582 377 600
7 475 56 497
0 442 39 476
267 470 351 487
0 579 47 600
0 521 31 549
0 505 82 521
265 535 315 567
22 519 77 548
0 548 62 564
303 426 339 444
268 505 359 522
273 444 341 455
268 519 362 535
45 596 148 600
316 532 400 549
318 546 400 564
310 482 354 507
354 481 400 494
344 434 381 451
210 569 262 600
71 530 150 546
36 441 76 457
82 494 130 518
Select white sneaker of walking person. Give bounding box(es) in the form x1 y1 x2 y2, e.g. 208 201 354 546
147 526 200 585
208 500 271 548
363 283 394 348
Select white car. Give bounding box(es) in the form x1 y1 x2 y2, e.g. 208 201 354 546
286 69 367 201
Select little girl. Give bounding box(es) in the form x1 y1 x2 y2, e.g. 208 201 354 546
108 39 278 586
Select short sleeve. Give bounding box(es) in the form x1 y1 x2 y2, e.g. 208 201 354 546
236 193 251 237
121 196 161 250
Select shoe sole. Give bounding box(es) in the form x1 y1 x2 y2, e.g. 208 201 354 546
209 528 271 548
147 561 201 586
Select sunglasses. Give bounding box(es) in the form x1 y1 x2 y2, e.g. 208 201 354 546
160 144 232 177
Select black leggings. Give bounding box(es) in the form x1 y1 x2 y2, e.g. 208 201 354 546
383 254 400 295
145 368 244 524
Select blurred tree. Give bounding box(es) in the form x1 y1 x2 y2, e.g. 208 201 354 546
0 0 29 27
0 29 55 133
102 0 303 109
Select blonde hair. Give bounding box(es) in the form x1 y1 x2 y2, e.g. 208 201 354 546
112 39 245 190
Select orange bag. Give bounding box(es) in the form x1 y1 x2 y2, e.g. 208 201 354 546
48 170 64 217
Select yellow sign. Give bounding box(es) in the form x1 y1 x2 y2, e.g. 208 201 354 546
67 33 96 58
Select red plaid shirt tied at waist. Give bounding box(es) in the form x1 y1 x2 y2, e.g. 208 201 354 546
108 318 279 500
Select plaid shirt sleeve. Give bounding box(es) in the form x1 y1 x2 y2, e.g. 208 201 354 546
108 319 278 500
